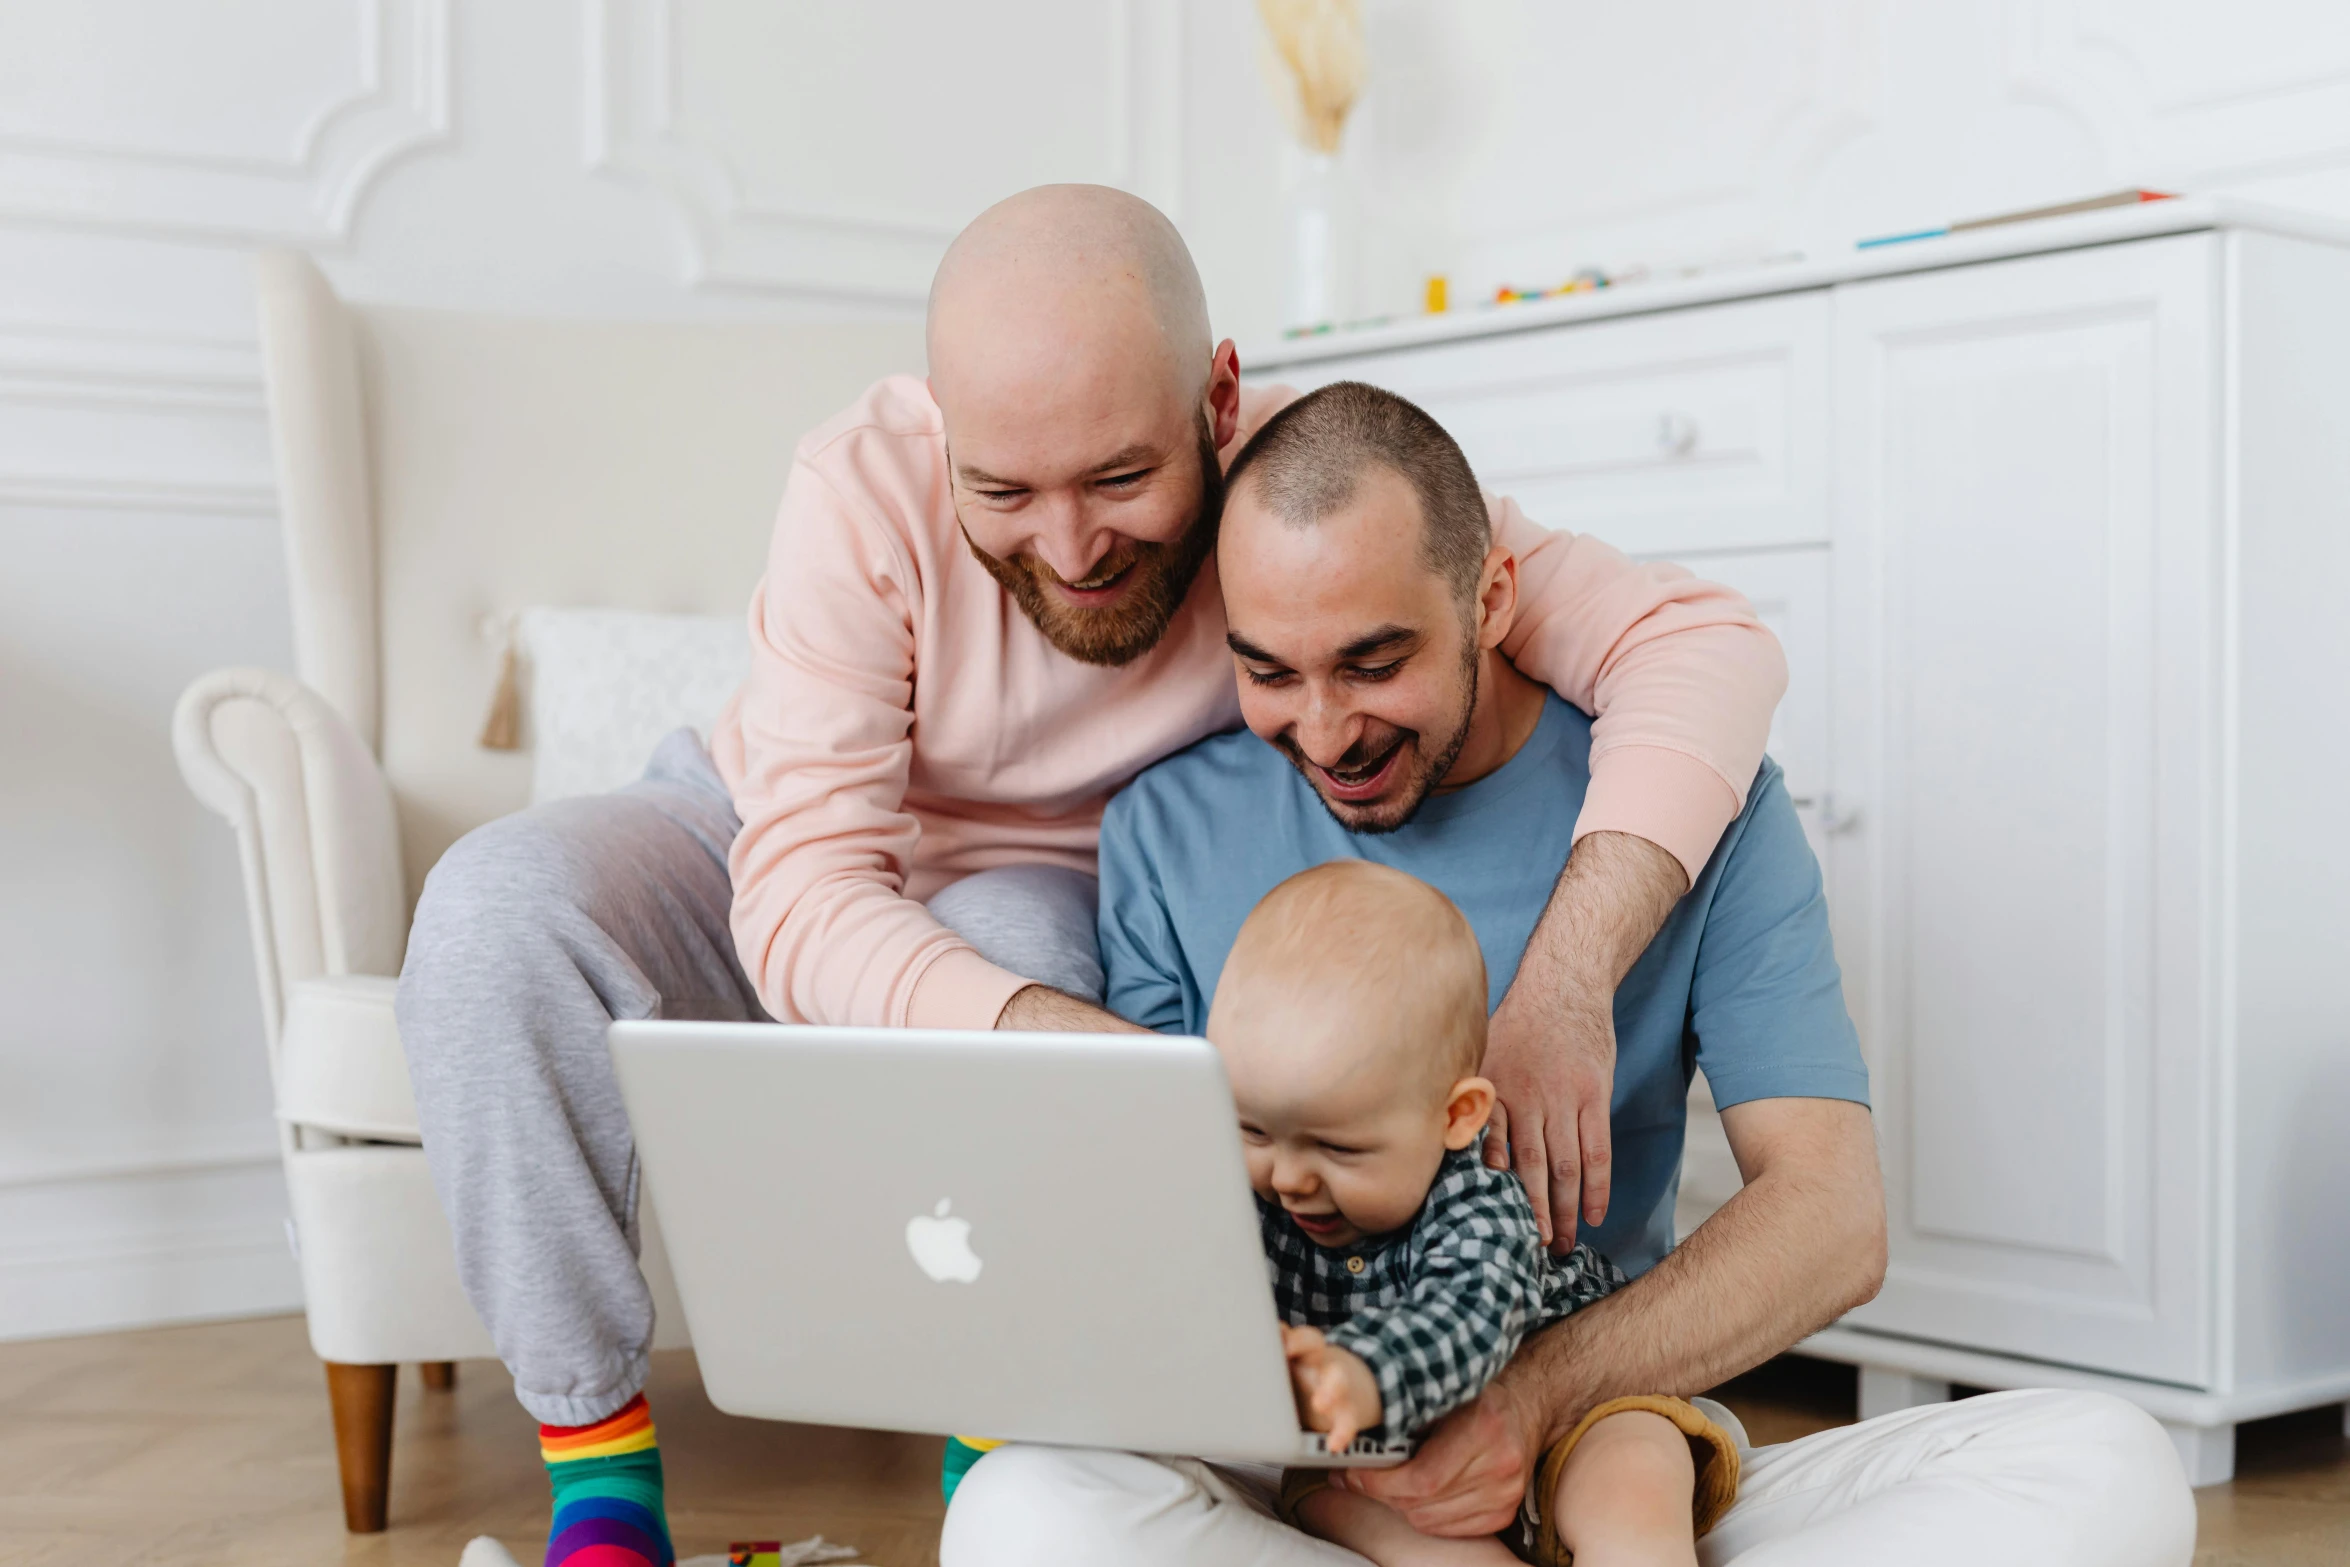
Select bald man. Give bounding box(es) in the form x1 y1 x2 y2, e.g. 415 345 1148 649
396 186 1785 1565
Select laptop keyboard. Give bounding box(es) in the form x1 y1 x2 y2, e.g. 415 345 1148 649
1303 1431 1416 1460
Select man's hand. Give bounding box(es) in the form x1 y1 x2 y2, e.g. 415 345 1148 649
1459 1097 1883 1500
1481 981 1618 1252
1333 1377 1542 1537
994 984 1147 1033
1484 831 1686 1249
1281 1325 1382 1452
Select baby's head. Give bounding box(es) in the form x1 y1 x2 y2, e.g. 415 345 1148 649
1206 860 1493 1247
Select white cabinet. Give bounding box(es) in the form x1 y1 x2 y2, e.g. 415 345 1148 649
1271 293 1830 559
1660 546 1832 1239
1250 202 2350 1484
1827 236 2218 1386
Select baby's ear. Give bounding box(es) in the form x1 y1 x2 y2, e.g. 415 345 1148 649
1441 1076 1496 1150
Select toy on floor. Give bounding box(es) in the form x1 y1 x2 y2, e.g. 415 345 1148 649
724 1538 860 1567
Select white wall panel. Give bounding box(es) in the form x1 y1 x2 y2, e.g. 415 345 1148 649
586 0 1185 298
0 0 449 242
2007 1 2350 184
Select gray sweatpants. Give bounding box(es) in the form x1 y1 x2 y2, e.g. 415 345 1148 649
397 730 1103 1426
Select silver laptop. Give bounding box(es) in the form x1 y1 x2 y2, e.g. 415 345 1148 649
608 1020 1410 1467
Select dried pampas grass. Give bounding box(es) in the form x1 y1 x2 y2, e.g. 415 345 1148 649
1257 0 1365 155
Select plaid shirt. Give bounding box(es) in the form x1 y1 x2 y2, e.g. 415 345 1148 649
1261 1147 1626 1439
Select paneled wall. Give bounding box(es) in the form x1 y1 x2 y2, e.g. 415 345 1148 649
0 0 1184 1342
3 0 2348 1341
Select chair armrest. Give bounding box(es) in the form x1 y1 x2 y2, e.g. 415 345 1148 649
280 975 419 1142
173 666 406 1074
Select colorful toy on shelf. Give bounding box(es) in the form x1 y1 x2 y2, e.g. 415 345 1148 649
1856 188 2174 250
1493 267 1612 304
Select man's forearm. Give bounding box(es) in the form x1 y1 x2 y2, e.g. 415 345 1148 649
1484 830 1692 1241
1501 831 1687 1017
1499 1098 1885 1447
995 983 1148 1033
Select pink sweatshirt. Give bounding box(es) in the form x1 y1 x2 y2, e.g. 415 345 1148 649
710 377 1786 1032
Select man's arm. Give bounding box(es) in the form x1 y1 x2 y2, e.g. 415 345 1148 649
724 444 1033 1030
1484 501 1786 1248
1339 1096 1885 1537
997 985 1144 1032
1482 831 1686 1249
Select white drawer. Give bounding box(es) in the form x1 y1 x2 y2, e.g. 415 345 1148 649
1252 292 1830 558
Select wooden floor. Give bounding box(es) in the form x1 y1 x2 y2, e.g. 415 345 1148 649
0 1314 2343 1565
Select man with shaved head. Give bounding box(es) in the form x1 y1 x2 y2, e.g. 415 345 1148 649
943 381 2194 1566
396 186 1791 1565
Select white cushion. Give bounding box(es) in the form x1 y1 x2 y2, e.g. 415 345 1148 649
278 974 419 1141
285 1143 493 1362
520 607 749 803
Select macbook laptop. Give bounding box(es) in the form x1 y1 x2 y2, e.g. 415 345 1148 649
607 1020 1410 1467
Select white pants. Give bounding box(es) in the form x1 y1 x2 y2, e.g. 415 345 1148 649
939 1389 2196 1567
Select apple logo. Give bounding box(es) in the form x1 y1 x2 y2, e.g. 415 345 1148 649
905 1198 983 1283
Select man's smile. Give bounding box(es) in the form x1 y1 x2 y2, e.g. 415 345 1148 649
1313 734 1408 804
1052 556 1137 606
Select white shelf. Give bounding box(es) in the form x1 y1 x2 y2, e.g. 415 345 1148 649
1244 196 2350 371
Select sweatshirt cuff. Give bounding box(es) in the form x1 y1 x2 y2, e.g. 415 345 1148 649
1572 744 1744 886
904 946 1033 1031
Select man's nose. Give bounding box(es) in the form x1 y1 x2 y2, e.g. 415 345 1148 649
1290 687 1362 768
1025 496 1115 584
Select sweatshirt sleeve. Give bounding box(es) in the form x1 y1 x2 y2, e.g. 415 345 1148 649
723 453 1029 1029
1494 498 1788 883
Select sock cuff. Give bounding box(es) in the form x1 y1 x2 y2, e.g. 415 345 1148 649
542 1393 657 1462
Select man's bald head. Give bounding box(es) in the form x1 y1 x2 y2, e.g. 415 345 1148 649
928 184 1210 400
927 185 1232 670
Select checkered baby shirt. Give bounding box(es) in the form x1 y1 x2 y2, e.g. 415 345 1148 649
1262 1146 1627 1438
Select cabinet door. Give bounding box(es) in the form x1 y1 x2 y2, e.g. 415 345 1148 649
1652 547 1831 1241
1830 237 2216 1384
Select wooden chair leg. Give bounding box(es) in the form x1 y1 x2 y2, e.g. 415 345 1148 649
419 1360 457 1391
324 1361 397 1533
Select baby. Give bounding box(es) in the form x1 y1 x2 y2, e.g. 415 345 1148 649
1209 860 1739 1566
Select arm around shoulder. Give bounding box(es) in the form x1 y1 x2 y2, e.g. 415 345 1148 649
1492 501 1786 883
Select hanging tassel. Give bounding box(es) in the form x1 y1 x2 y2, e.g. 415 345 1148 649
477 615 523 750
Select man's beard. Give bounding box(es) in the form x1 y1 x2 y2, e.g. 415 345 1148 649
1277 635 1482 836
962 419 1225 668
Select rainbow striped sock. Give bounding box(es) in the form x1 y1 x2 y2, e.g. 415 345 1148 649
940 1434 1002 1503
540 1394 674 1567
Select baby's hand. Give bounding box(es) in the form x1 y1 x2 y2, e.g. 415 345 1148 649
1281 1323 1383 1452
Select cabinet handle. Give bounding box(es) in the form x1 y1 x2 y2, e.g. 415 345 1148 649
1657 411 1698 456
1789 791 1863 834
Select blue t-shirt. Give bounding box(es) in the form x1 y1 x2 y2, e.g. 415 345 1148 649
1096 694 1869 1275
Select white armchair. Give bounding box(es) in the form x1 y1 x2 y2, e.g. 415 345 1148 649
174 252 924 1531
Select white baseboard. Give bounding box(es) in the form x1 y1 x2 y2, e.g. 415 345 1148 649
0 1157 304 1342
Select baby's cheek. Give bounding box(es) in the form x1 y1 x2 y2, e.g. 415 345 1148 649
1337 1159 1431 1234
1242 1145 1277 1199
